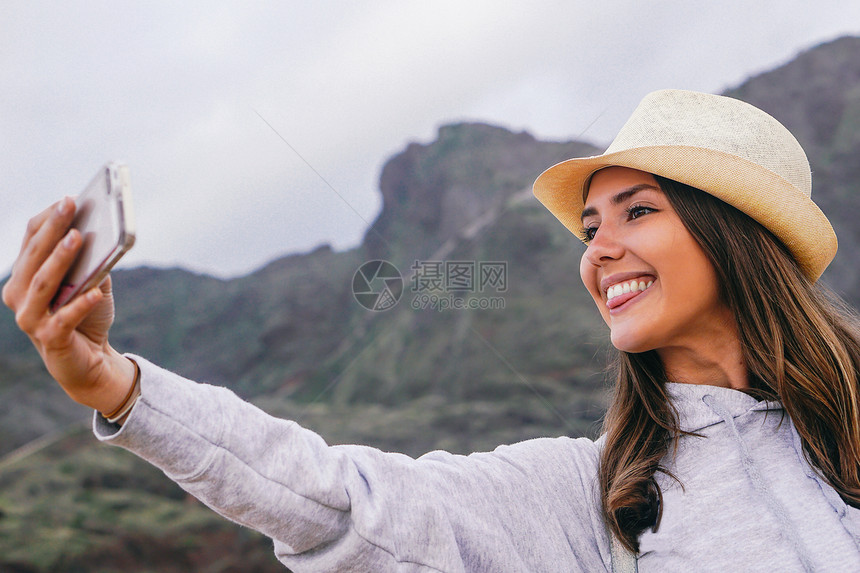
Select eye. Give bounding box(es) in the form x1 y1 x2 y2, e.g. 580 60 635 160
579 225 598 243
627 204 655 220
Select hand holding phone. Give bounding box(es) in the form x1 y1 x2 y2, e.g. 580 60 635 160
51 162 135 311
2 162 139 414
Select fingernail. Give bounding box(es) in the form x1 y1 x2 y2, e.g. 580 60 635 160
57 198 70 216
63 231 75 248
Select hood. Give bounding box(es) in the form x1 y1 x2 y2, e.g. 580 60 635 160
665 382 783 433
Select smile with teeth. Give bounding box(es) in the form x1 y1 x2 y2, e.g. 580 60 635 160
606 278 654 302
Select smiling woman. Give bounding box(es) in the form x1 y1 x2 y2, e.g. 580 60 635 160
535 89 860 569
579 167 735 362
4 89 860 572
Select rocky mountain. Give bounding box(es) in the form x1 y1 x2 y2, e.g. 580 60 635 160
364 123 596 267
1 35 859 572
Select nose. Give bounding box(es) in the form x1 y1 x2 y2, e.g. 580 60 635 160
583 223 624 267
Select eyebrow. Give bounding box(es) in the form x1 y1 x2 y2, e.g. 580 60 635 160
580 183 660 222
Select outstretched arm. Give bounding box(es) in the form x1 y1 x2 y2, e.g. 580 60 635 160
97 358 610 572
5 199 610 572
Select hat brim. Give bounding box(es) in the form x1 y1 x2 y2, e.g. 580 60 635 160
533 145 837 281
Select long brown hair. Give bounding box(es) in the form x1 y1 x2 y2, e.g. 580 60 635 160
599 175 860 552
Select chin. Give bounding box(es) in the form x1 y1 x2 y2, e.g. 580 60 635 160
609 330 656 354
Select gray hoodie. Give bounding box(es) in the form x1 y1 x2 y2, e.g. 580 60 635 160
94 357 860 572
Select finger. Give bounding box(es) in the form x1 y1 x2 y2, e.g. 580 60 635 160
18 197 74 257
16 200 61 256
3 200 68 311
41 286 104 352
14 229 82 330
10 198 76 295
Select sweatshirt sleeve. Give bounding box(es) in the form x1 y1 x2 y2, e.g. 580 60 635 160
94 356 610 573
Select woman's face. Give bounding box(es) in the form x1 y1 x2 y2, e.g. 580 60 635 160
579 167 734 354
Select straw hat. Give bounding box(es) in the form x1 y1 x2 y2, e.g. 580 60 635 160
532 89 837 281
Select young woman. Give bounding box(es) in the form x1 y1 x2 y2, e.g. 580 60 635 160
5 90 860 572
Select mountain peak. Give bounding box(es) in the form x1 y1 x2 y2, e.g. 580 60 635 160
363 121 598 265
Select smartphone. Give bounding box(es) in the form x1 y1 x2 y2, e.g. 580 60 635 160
51 162 136 311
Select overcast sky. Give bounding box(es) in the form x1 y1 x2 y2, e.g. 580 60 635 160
2 1 859 279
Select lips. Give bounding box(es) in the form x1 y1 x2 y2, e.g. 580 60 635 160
603 275 655 310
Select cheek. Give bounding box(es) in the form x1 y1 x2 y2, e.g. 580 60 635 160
661 230 724 317
580 253 610 324
579 252 596 296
